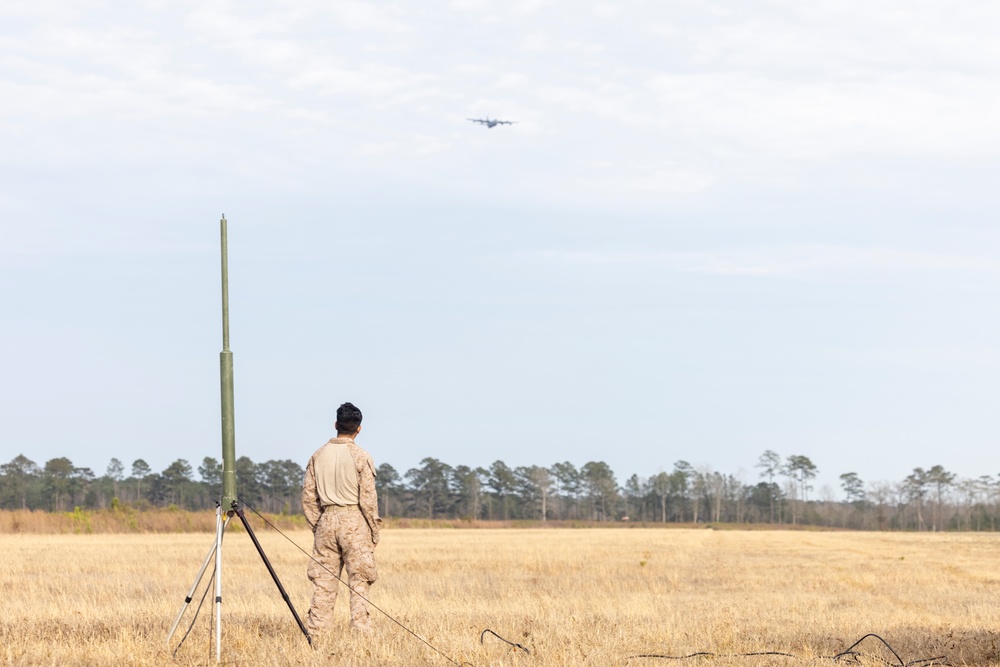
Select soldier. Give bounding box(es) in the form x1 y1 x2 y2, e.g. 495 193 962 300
302 402 382 636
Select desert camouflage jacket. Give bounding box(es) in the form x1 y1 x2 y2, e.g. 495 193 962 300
302 439 382 544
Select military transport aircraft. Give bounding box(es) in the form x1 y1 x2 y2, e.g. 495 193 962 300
467 117 516 128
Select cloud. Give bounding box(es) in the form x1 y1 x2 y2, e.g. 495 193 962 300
185 5 429 101
355 141 400 156
640 69 1000 159
4 0 1000 194
492 73 529 89
627 170 715 194
570 167 716 198
633 3 1000 160
287 63 439 100
518 34 550 51
648 23 680 37
512 0 550 17
449 0 493 11
329 2 412 33
527 245 1000 277
536 84 646 125
593 4 620 20
352 133 450 159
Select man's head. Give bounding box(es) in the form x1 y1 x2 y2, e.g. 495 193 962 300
335 402 363 436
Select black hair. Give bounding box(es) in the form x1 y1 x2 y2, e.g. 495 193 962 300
336 402 363 434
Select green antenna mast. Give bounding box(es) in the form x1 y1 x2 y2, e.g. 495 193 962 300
167 215 311 660
219 214 237 510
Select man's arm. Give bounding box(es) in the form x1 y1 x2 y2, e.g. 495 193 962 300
354 450 382 545
301 457 322 530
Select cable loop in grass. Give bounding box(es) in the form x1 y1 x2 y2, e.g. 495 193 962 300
480 628 530 654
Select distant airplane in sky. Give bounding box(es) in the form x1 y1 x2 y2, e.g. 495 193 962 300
467 117 516 128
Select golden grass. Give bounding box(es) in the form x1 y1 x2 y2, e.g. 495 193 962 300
0 508 651 534
0 508 309 534
2 529 1000 666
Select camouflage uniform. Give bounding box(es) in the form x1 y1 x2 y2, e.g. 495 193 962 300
302 437 382 634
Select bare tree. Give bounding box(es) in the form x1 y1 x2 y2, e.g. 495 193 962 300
756 450 781 523
904 468 928 530
865 481 894 530
783 455 817 525
705 469 725 522
106 458 124 500
673 461 694 522
651 472 670 522
926 465 955 531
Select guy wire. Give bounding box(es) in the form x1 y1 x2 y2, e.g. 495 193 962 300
238 500 953 667
239 498 467 667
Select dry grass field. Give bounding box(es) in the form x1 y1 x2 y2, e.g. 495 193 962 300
2 528 1000 666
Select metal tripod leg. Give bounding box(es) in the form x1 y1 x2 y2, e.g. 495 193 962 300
168 504 309 661
235 507 312 645
214 507 227 661
167 505 230 650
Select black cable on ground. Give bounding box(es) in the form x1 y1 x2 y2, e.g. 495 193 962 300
631 651 797 660
830 634 949 667
833 633 904 664
629 633 951 666
240 498 468 667
480 628 530 654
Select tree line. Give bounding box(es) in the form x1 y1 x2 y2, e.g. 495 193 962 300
1 450 998 531
0 454 304 515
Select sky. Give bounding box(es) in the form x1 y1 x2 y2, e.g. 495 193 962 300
2 0 1000 499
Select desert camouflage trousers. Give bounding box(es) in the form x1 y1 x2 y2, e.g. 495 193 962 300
307 506 378 634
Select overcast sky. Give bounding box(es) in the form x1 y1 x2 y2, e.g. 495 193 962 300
3 0 999 498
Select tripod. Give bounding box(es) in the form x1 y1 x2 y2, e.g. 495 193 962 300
166 501 312 661
171 217 311 659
